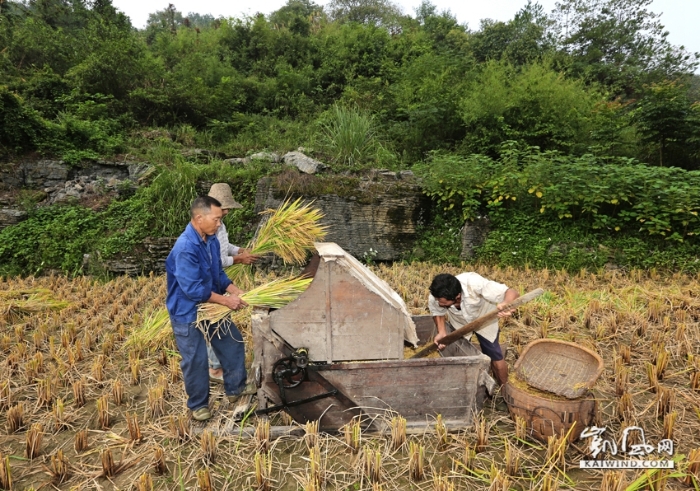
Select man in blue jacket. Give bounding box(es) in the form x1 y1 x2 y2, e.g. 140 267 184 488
165 196 251 421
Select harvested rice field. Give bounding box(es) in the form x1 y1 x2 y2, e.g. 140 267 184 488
1 263 700 490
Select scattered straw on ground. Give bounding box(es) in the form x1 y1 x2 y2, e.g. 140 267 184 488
0 264 699 490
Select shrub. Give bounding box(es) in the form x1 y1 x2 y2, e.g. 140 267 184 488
0 88 47 154
416 144 700 241
317 104 384 167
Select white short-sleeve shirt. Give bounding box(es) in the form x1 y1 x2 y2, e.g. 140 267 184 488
428 272 509 342
215 223 241 267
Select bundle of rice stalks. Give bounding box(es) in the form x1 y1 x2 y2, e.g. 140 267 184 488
196 276 312 334
225 198 327 282
124 308 171 352
1 289 68 323
252 198 327 263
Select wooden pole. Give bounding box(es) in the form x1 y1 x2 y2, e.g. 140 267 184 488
410 288 545 359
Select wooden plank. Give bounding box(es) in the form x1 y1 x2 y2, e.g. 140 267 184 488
328 261 403 361
269 259 329 360
412 315 435 345
313 355 490 425
411 288 545 359
325 258 333 363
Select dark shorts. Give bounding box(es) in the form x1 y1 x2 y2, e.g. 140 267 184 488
443 321 504 361
473 331 504 361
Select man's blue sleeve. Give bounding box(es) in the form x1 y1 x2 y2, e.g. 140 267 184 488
218 261 233 291
173 249 210 302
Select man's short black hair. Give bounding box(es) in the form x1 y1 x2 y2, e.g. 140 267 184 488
190 195 222 219
429 273 462 300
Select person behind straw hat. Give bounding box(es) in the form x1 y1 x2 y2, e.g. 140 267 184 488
206 183 260 383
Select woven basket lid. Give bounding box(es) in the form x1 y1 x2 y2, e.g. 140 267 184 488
514 339 604 399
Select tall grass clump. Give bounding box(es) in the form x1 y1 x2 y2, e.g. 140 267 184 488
319 105 382 166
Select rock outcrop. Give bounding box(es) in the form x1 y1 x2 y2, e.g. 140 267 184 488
255 169 431 261
460 217 490 260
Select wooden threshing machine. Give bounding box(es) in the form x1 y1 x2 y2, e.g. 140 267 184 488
251 243 495 431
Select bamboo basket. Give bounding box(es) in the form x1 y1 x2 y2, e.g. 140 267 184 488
514 339 604 399
503 379 597 443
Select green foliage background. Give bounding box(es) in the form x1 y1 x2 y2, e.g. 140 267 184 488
1 0 700 275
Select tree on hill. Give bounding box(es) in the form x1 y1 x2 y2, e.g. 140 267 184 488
470 2 555 66
327 0 402 26
552 0 699 95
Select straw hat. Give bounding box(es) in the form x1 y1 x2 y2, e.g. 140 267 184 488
208 183 243 209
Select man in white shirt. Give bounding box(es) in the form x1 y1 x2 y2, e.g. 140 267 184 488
206 183 260 382
428 273 518 386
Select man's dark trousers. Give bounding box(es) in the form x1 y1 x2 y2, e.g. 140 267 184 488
171 318 247 411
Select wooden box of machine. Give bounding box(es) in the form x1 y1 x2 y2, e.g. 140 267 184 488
251 243 494 431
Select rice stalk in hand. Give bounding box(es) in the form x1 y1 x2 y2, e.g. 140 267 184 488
251 198 327 264
223 264 255 291
196 276 312 336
